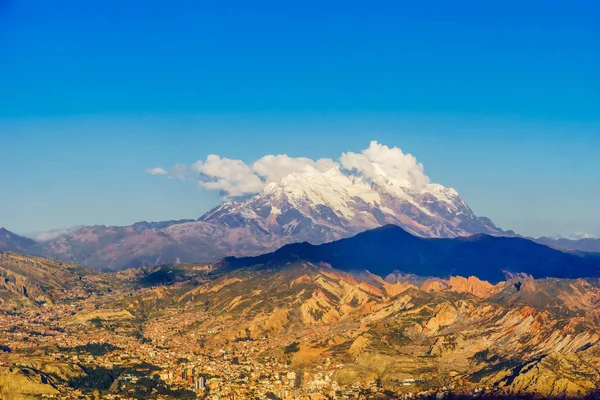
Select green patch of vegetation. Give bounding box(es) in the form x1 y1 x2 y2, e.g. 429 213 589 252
60 342 121 356
89 317 104 328
138 267 180 287
234 336 255 342
284 342 300 354
69 366 120 390
129 375 196 399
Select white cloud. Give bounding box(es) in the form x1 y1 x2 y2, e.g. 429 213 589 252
192 155 265 197
180 154 339 198
28 226 83 242
253 155 338 183
148 141 432 198
169 164 190 181
146 167 168 176
341 140 430 190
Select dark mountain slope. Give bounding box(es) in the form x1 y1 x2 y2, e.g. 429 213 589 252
535 236 600 253
0 228 37 253
224 225 600 283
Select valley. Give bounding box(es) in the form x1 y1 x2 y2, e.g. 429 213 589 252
2 227 600 399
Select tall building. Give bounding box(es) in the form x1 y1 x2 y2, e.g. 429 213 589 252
294 370 304 389
195 376 206 391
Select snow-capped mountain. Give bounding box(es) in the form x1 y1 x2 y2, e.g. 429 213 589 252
200 165 504 242
6 165 507 271
552 232 598 240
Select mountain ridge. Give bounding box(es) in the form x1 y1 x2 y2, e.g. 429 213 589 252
2 246 600 397
29 166 511 270
2 164 598 270
223 224 600 283
199 165 507 240
0 227 37 254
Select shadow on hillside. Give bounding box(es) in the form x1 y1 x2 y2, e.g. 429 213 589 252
389 395 600 400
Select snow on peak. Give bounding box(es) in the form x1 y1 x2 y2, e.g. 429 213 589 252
301 164 322 175
259 165 469 220
263 165 381 219
200 159 498 239
422 184 460 203
552 232 598 240
424 183 457 195
322 167 343 178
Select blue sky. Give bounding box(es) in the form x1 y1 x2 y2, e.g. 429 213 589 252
1 0 599 237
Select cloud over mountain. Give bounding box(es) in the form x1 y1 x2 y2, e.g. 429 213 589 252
340 141 430 191
29 226 83 242
149 141 431 198
146 167 168 176
192 155 265 197
252 155 338 185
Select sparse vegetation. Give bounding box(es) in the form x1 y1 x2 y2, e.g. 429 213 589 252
284 342 300 354
60 342 121 356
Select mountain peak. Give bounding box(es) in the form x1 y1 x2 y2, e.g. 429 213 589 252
369 223 412 234
322 167 343 178
0 227 19 238
19 165 507 271
301 164 321 175
0 227 37 252
202 166 505 243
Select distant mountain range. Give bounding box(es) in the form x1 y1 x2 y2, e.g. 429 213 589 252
0 227 36 254
224 225 600 283
535 236 600 253
1 166 598 270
